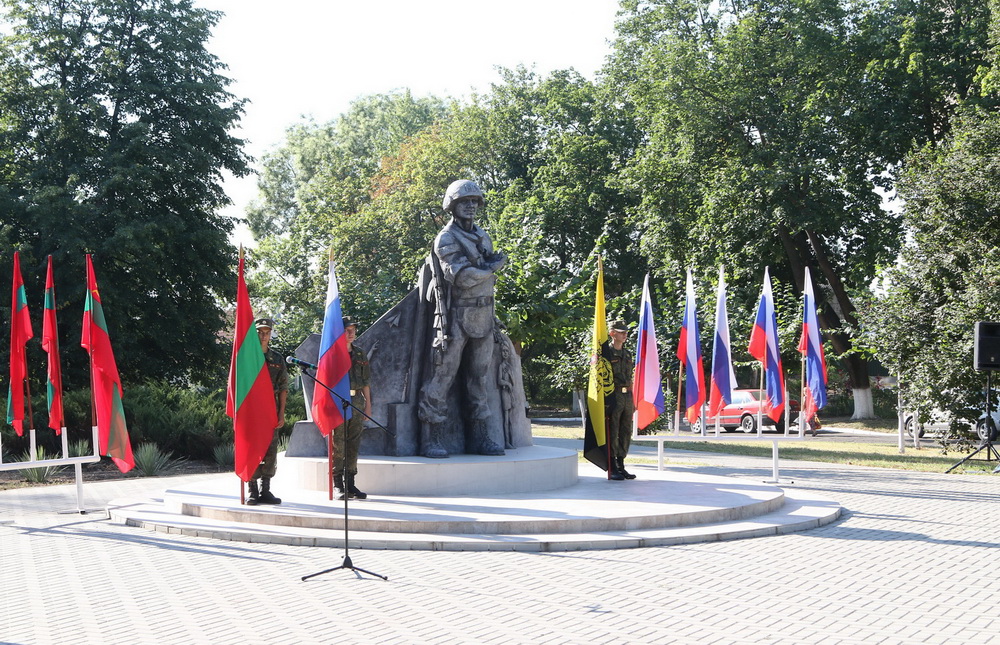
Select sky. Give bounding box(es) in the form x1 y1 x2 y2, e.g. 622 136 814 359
195 0 622 227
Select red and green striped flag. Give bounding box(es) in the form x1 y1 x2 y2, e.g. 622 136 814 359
7 251 34 436
81 255 134 473
42 256 64 433
226 251 278 482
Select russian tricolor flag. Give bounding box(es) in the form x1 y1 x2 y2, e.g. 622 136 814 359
798 266 827 422
311 260 353 436
748 267 785 422
676 269 705 425
708 267 736 417
633 274 665 430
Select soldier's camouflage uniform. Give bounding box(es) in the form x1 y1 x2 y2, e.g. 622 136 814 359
333 344 370 476
602 339 634 466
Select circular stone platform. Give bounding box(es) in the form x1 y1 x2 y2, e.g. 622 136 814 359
277 445 579 496
106 466 842 552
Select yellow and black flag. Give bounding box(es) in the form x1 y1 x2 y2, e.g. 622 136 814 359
583 257 614 471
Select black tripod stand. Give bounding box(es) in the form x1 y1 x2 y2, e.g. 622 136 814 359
947 371 1000 473
296 368 388 582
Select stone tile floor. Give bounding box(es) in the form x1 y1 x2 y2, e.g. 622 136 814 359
2 445 999 644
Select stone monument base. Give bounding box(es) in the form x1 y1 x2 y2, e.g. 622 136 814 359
277 445 578 496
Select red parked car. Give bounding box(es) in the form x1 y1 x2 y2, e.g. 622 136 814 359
699 389 800 433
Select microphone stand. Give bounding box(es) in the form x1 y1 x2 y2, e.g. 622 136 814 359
296 365 388 582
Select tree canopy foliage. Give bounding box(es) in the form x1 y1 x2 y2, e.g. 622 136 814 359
0 0 249 386
863 109 1000 425
244 0 1000 414
861 0 1000 427
2 0 997 416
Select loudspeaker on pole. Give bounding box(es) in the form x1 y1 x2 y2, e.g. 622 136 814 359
974 322 1000 371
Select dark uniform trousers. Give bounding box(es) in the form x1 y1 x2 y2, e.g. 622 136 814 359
602 340 634 464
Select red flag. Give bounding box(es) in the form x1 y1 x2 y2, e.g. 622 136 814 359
226 252 279 481
42 256 64 433
81 255 134 473
7 251 34 436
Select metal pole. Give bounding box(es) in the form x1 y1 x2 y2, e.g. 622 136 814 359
675 364 683 435
897 379 905 454
757 367 764 437
800 355 806 437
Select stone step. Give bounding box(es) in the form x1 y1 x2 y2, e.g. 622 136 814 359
106 469 841 552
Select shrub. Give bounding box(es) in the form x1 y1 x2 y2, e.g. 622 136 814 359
124 382 231 460
19 447 65 484
212 443 235 468
69 439 92 458
132 443 184 477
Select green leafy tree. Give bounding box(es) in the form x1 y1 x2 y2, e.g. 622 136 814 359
245 91 448 344
606 0 992 418
863 109 1000 432
0 0 249 385
248 71 650 372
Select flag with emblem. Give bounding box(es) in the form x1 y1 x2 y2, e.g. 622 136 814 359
81 255 134 473
42 256 64 433
7 251 34 436
583 257 613 471
226 251 278 481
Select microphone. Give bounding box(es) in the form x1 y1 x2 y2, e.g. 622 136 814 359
286 356 318 370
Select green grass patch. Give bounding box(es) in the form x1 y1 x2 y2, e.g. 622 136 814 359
530 421 996 474
819 416 900 432
531 423 584 440
634 439 992 473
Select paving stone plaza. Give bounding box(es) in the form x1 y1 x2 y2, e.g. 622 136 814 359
2 435 999 644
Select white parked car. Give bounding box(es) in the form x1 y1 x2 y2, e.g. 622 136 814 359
903 409 1000 442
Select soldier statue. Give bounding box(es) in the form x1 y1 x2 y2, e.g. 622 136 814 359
417 180 507 458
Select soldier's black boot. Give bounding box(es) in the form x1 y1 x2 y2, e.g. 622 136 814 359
347 473 367 500
246 479 260 505
472 419 504 456
618 457 636 480
423 424 449 458
334 473 347 500
258 477 281 504
609 465 625 481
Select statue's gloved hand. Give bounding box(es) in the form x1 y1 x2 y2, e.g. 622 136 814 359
486 251 507 272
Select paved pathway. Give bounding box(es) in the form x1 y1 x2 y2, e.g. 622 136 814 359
2 443 999 644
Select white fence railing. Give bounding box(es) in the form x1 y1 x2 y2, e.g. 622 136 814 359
1 426 101 513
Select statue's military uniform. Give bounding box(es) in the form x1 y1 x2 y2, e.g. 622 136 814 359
418 219 497 425
252 347 288 480
601 339 634 468
334 344 371 478
417 179 506 458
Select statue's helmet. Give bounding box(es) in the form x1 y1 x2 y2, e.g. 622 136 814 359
442 179 485 213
